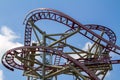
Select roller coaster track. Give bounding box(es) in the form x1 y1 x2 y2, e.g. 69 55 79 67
2 46 100 80
2 8 120 80
23 8 120 54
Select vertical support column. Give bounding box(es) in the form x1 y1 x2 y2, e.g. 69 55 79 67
42 32 46 80
27 76 30 80
55 76 57 80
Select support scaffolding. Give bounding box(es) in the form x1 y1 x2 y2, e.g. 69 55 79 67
2 8 120 80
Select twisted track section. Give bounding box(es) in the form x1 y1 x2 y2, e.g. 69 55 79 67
2 46 100 80
84 24 116 50
2 8 120 80
23 8 120 54
84 24 116 44
66 24 117 52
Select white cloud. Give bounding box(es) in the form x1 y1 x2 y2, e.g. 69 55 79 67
82 42 93 51
69 42 93 59
0 70 3 80
0 26 23 63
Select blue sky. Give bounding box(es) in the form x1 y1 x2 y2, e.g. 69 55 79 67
0 0 120 80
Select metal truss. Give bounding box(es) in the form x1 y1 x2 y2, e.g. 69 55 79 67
2 8 120 80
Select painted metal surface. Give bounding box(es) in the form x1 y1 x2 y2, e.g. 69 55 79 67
2 8 120 80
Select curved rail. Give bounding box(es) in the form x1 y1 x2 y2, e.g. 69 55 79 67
23 8 120 54
66 24 116 51
2 8 120 80
84 24 116 45
2 46 100 80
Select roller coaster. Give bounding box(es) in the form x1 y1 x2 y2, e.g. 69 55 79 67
1 8 120 80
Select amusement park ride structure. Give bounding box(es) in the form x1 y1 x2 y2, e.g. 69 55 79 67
1 8 120 80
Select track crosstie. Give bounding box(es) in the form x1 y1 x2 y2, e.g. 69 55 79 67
2 8 120 80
